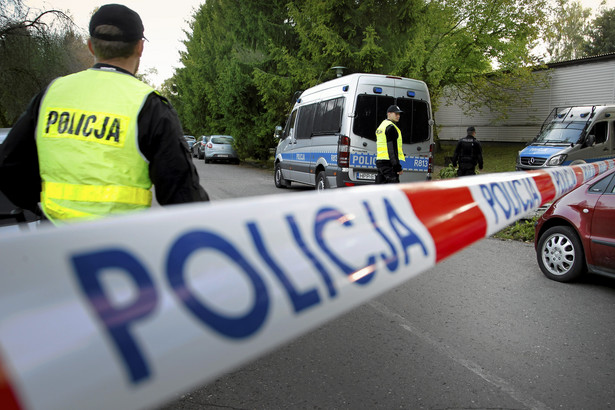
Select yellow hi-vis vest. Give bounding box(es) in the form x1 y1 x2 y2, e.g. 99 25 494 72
376 119 405 161
36 68 155 224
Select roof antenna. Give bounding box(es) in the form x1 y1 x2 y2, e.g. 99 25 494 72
331 66 346 78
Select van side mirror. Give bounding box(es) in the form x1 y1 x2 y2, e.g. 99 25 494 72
274 125 283 139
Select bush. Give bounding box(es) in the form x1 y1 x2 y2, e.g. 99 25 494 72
492 217 537 242
439 164 457 179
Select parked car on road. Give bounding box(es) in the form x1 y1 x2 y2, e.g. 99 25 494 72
184 135 196 150
204 135 239 164
535 166 615 282
192 136 209 159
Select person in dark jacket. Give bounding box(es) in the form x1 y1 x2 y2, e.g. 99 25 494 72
0 4 208 225
452 126 484 176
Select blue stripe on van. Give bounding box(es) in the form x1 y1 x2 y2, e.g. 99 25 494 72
351 152 429 172
280 152 429 172
280 152 338 165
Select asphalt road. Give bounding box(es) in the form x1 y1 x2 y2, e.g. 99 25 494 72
163 160 614 409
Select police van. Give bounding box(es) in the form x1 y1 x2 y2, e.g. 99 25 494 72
273 73 434 191
516 105 615 170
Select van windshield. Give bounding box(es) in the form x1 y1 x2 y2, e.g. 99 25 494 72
353 95 430 144
535 122 585 144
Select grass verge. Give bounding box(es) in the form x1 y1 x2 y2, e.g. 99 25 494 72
434 141 526 173
492 216 538 243
435 141 537 242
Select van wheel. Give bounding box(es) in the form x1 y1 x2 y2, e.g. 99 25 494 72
274 163 290 188
316 171 328 192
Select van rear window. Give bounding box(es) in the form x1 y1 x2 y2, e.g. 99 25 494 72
353 95 430 144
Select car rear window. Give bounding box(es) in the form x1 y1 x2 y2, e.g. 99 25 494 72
212 136 233 144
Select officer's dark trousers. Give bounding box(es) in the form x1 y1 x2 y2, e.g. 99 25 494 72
457 163 476 176
375 160 400 184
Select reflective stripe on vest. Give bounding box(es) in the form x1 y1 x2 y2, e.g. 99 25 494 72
43 182 152 205
376 119 404 161
37 68 154 224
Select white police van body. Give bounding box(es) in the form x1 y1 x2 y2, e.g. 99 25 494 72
274 73 434 190
516 105 615 170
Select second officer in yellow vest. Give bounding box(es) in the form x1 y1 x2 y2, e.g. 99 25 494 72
375 105 405 184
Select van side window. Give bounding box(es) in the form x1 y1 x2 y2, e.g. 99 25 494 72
590 121 608 144
283 110 297 139
295 97 344 140
313 97 344 135
352 94 430 144
296 104 316 139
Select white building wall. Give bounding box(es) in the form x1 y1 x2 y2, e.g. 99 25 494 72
435 56 615 142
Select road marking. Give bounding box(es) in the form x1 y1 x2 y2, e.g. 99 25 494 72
369 300 552 410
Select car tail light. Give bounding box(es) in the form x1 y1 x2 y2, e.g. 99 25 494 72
207 143 213 148
337 135 350 168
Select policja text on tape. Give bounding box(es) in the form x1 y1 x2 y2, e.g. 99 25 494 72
1 160 613 410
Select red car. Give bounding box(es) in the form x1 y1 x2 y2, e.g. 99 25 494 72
535 166 615 282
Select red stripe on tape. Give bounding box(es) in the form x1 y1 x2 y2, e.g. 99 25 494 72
0 356 21 410
530 172 556 204
572 166 586 186
402 183 487 262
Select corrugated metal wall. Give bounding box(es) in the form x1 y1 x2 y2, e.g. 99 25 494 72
435 56 615 142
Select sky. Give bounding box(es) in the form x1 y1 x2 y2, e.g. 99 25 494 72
24 0 615 88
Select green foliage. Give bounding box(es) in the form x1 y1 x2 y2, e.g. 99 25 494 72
584 8 615 56
439 164 458 179
435 142 525 174
544 0 592 62
0 0 91 127
175 0 290 159
493 216 538 242
173 0 549 160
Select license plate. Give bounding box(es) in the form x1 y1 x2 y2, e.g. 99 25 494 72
356 172 376 180
218 154 229 158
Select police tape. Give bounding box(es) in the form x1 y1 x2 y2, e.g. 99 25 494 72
0 160 613 410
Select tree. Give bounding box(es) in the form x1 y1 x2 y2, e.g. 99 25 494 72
0 0 91 127
174 0 550 159
584 7 615 56
543 0 592 62
176 0 295 159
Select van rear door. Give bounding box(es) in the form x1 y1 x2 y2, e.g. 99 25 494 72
350 79 432 183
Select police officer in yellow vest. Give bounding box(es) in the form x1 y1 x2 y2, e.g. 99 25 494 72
0 4 208 225
375 105 405 184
